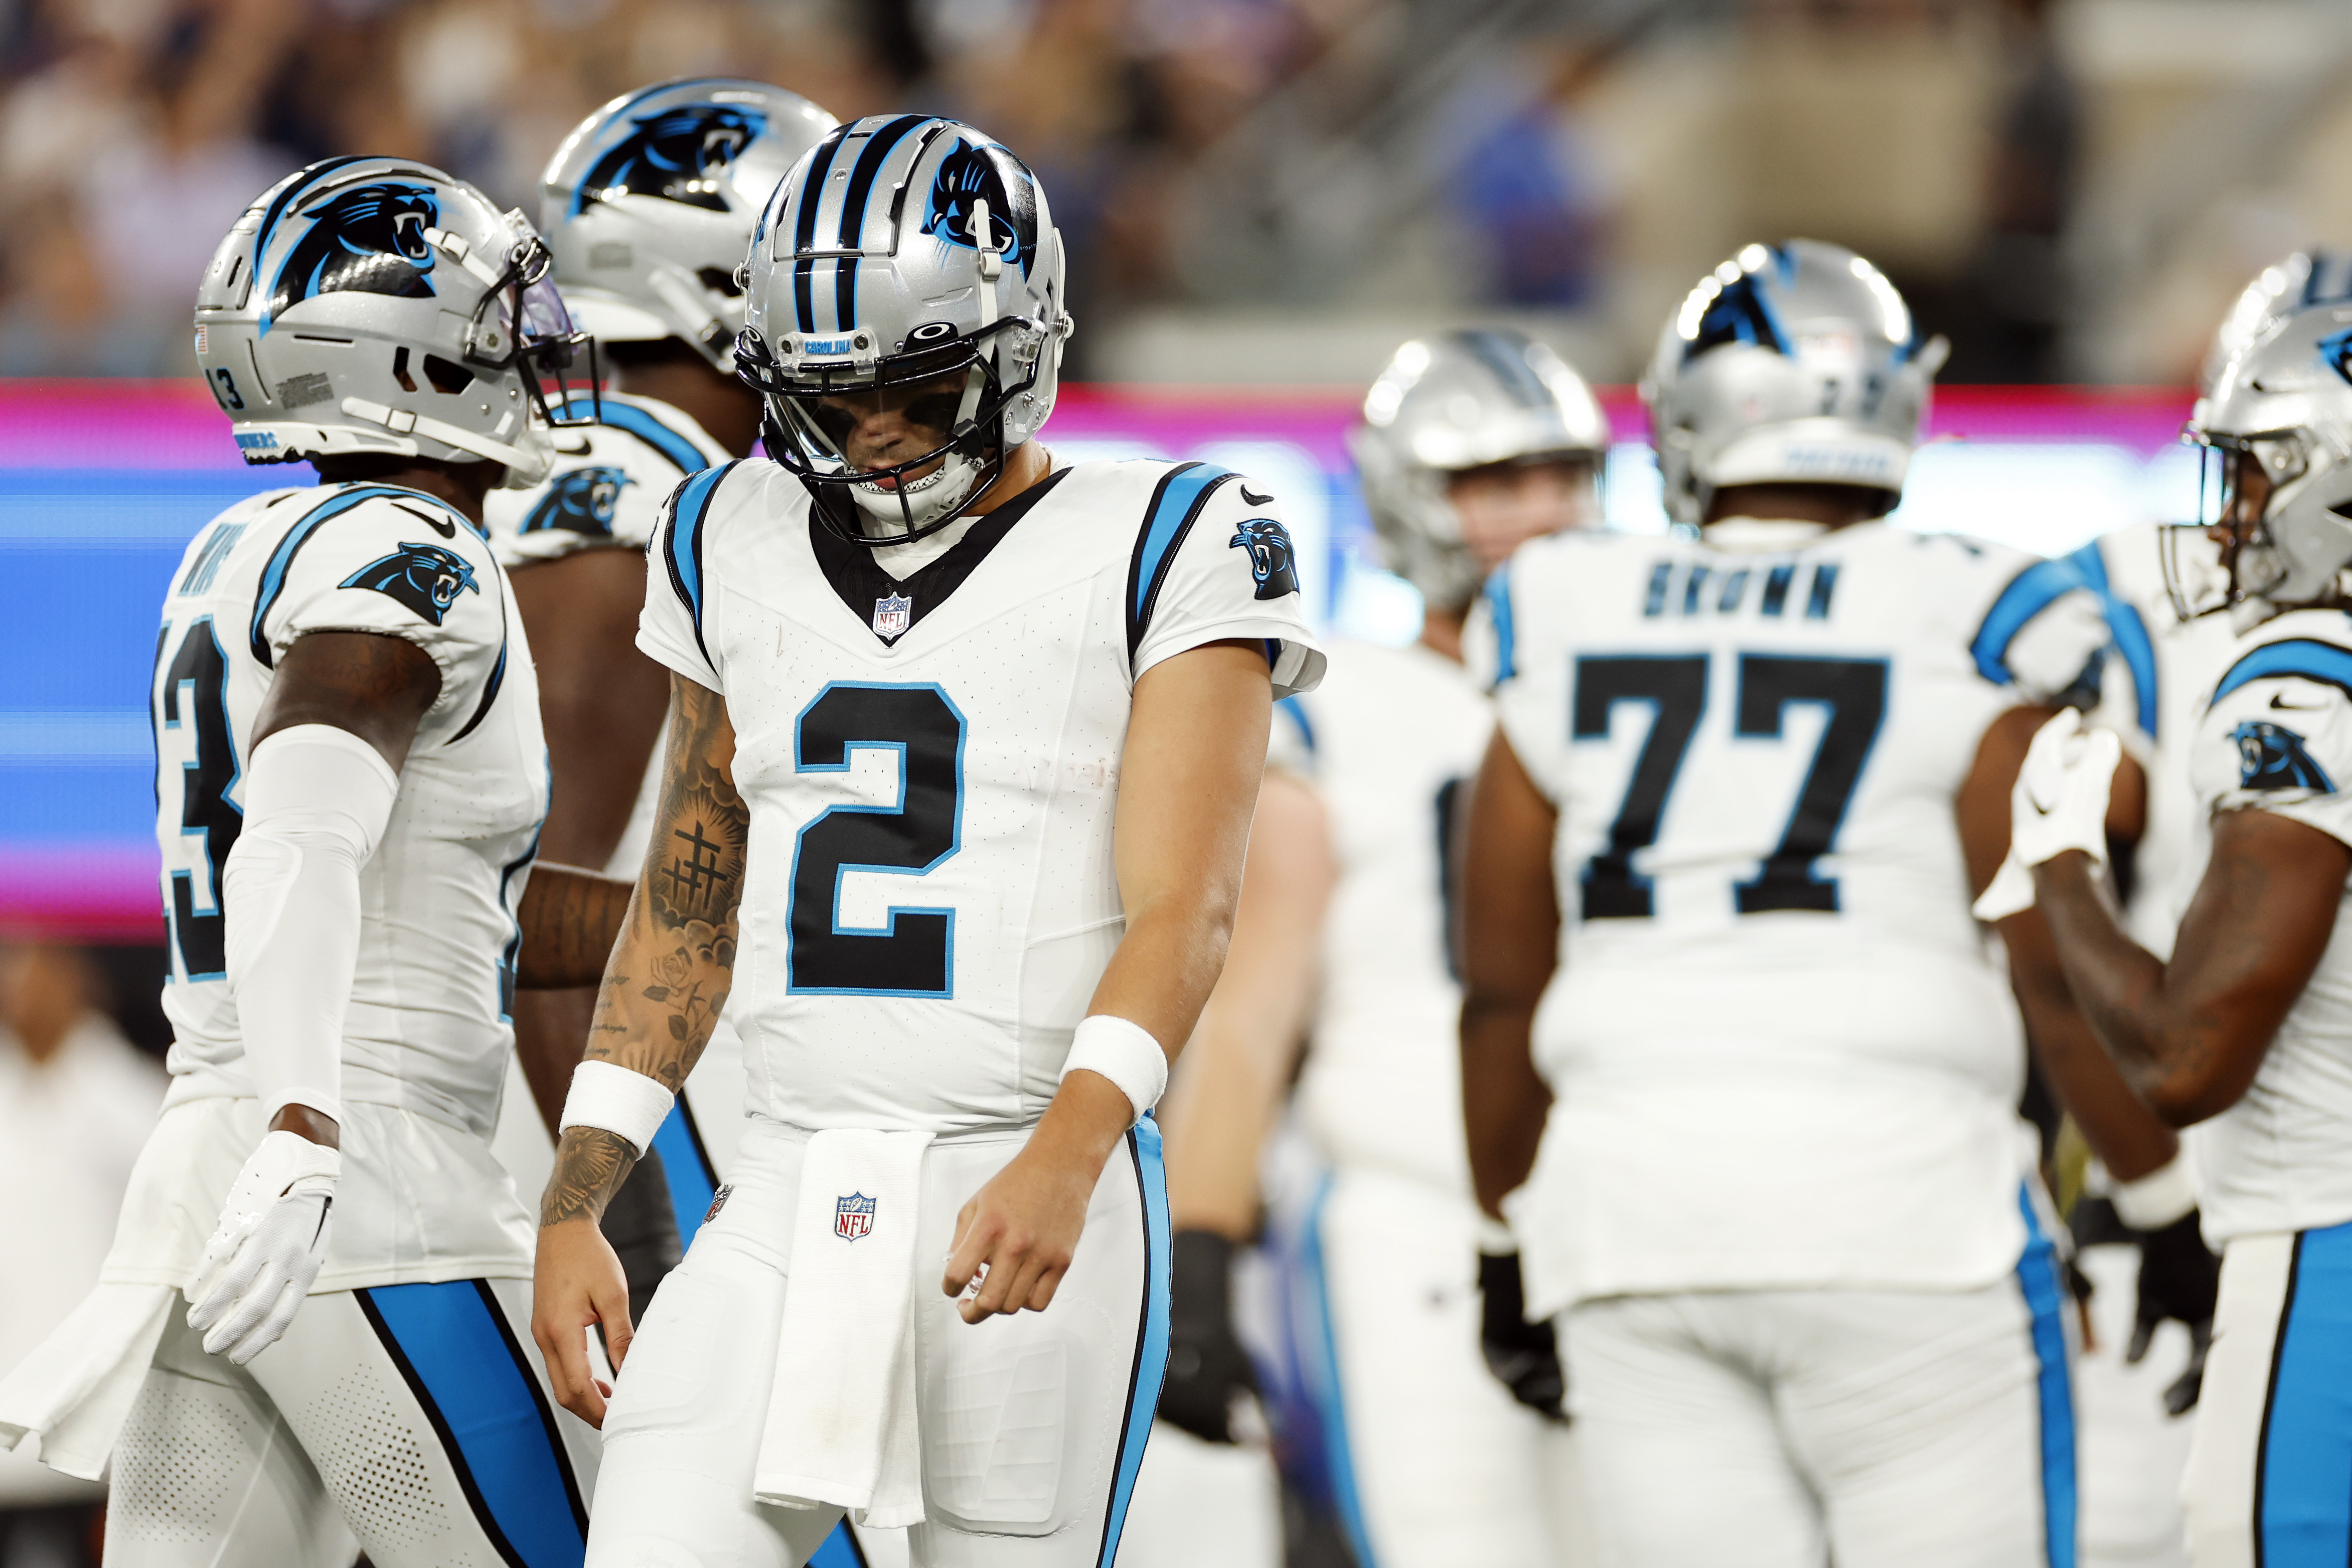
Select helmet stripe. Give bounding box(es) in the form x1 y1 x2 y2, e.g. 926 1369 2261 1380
791 127 851 334
1456 329 1552 412
252 155 373 274
830 114 930 333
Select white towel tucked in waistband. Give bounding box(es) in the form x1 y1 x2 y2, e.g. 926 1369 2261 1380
753 1128 934 1528
0 1283 177 1480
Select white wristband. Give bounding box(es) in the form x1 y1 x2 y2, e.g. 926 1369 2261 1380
2111 1155 2200 1231
559 1060 675 1157
1060 1015 1169 1126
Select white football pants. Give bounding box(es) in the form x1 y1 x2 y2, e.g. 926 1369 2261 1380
104 1279 597 1568
586 1115 1170 1568
1562 1200 2075 1568
1258 1165 1591 1568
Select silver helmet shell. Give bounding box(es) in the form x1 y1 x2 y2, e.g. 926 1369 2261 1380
542 79 838 372
2184 299 2352 619
1348 328 1609 612
194 156 593 484
1642 239 1947 527
2201 250 2352 396
736 115 1071 546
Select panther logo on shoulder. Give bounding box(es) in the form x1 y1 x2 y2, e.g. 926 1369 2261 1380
920 141 1036 275
521 466 634 538
265 183 437 333
2233 717 2335 792
1230 518 1301 601
340 541 481 625
578 105 766 214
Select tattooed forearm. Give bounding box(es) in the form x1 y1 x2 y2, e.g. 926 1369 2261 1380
576 673 748 1096
541 1127 639 1227
515 864 634 989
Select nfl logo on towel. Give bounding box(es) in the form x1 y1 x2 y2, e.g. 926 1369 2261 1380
835 1192 877 1241
872 593 911 638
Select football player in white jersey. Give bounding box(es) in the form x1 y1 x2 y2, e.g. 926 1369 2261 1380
483 79 841 1325
527 118 1323 1568
1457 240 2148 1567
1153 327 1605 1567
0 159 632 1566
2004 296 2352 1568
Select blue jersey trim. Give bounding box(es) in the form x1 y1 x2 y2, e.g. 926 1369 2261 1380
559 395 711 477
648 1102 721 1246
2015 1187 2079 1568
248 485 461 667
2061 543 2159 739
1482 564 1517 687
1095 1116 1173 1568
356 1280 588 1568
1125 462 1238 662
2213 638 2352 707
2258 1222 2352 1565
1972 556 2091 687
661 461 739 671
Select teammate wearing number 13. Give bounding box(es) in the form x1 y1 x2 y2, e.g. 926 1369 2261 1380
1459 242 2116 1566
529 117 1322 1567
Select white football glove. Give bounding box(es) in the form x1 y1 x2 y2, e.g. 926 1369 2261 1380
186 1130 340 1365
1973 709 2123 922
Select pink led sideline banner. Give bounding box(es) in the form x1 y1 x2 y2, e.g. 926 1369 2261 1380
0 379 2198 945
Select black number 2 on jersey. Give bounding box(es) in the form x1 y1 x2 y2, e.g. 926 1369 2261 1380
788 682 966 997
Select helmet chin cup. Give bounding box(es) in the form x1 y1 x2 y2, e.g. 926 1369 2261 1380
850 449 984 532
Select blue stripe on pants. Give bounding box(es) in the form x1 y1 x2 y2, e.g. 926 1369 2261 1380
1094 1115 1174 1568
649 1101 719 1246
1300 1173 1378 1568
357 1280 588 1568
2258 1221 2352 1564
2016 1187 2078 1568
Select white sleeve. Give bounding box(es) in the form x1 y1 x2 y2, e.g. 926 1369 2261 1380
253 490 512 745
1966 550 2109 706
1268 693 1318 778
1129 469 1326 699
1475 555 1561 804
636 465 734 695
2195 646 2352 848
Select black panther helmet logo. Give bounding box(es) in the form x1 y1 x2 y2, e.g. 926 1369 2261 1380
521 466 633 538
920 141 1036 276
2234 717 2335 792
577 105 768 215
340 542 480 625
1230 518 1301 601
265 183 437 333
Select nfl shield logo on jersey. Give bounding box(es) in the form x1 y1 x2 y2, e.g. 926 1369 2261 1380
873 593 912 638
835 1192 877 1241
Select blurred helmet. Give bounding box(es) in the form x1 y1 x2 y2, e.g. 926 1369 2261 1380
1642 239 1947 527
2200 249 2352 395
2176 299 2352 621
736 115 1071 547
194 156 593 484
542 78 839 372
1348 328 1609 610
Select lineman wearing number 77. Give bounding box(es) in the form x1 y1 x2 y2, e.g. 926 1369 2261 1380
529 115 1323 1567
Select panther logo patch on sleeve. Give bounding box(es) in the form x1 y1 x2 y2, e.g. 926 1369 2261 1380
520 466 633 538
339 542 481 626
1229 517 1301 601
2233 717 2336 792
264 183 437 334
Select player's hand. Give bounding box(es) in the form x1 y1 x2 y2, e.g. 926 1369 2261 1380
1158 1229 1258 1443
186 1130 340 1366
943 1086 1125 1323
1479 1250 1567 1423
2130 1209 2220 1416
1975 709 2123 921
533 1217 632 1428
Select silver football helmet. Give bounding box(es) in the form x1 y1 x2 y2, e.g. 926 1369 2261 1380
2174 299 2352 624
736 115 1071 546
542 78 838 371
194 157 593 483
2200 250 2352 395
1349 328 1608 611
1643 239 1948 526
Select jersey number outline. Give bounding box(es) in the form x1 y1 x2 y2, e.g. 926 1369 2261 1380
1573 652 1887 920
155 617 243 979
787 681 967 997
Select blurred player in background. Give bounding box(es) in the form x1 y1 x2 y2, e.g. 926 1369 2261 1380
1155 327 1605 1567
2006 293 2352 1568
0 158 630 1566
530 115 1322 1567
484 75 839 1323
1458 239 2147 1567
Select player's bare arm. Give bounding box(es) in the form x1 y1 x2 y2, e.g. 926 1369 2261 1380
1457 726 1559 1221
2034 809 2349 1126
506 547 674 1128
533 670 745 1424
942 639 1272 1324
1959 705 2179 1179
513 862 633 989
